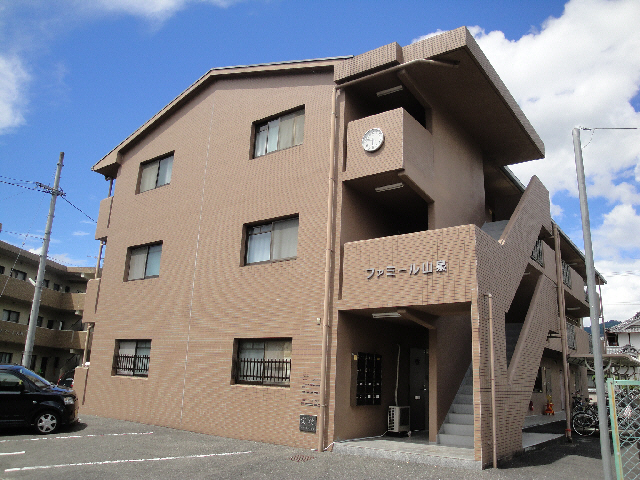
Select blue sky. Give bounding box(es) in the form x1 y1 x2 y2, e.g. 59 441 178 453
0 0 639 322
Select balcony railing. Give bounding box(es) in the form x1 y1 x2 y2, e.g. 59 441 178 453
561 260 572 289
530 239 544 267
567 323 576 350
113 354 150 377
607 345 640 358
236 358 291 386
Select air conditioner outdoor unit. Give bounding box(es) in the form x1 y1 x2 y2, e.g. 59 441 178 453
388 406 410 433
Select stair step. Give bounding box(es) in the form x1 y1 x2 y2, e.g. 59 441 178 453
452 403 474 414
455 393 473 404
439 433 474 448
443 423 474 436
458 385 473 395
447 413 474 425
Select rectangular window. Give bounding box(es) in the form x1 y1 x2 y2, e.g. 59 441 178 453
2 310 19 323
245 217 298 265
10 269 26 281
0 352 11 363
113 340 151 377
0 266 5 275
36 317 43 327
53 283 61 291
43 279 49 288
139 154 173 193
46 319 54 329
234 339 291 386
64 286 70 293
127 243 162 280
254 109 304 158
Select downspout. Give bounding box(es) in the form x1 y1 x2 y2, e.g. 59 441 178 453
317 57 459 453
553 224 572 441
318 85 339 453
486 293 497 468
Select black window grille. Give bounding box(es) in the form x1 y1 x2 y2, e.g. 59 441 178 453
236 358 291 385
113 354 150 377
561 260 572 288
530 239 544 267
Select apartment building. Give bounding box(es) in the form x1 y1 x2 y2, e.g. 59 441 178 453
79 27 598 467
0 240 94 381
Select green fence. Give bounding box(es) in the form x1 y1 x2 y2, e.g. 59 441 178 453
608 379 640 479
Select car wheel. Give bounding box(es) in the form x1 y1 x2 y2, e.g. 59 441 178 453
34 411 59 434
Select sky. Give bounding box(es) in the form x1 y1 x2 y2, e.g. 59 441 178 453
0 0 639 323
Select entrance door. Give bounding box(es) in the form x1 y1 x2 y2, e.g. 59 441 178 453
409 347 428 431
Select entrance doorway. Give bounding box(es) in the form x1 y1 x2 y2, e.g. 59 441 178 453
409 347 428 431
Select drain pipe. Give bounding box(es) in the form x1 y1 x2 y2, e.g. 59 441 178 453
317 57 460 453
553 224 572 441
485 293 498 468
317 85 339 453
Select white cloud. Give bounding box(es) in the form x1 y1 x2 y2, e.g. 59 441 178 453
47 252 91 266
596 258 640 322
81 0 241 21
0 53 30 133
593 204 640 258
72 231 90 236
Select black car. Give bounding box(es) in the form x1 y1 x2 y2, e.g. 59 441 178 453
0 364 79 434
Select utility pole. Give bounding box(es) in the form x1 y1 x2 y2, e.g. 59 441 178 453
572 129 612 479
22 152 65 369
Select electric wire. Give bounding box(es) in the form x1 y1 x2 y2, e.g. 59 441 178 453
0 191 48 301
60 196 96 223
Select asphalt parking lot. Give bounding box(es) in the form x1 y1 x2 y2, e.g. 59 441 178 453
0 416 612 480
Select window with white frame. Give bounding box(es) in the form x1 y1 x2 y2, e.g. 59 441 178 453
234 339 291 386
139 154 173 193
113 340 151 377
2 310 19 323
127 243 162 280
0 352 11 363
245 217 298 265
254 109 304 158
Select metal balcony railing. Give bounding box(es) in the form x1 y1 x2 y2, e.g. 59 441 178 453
561 260 572 289
530 239 544 267
113 354 150 377
236 358 291 386
567 323 576 350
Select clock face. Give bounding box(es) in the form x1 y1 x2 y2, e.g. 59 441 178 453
362 128 384 152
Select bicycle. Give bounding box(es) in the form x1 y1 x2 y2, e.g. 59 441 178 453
571 393 599 436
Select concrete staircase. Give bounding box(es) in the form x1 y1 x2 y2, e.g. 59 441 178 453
505 322 523 367
438 366 474 448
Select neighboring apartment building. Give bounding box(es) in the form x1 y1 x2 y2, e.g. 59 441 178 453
79 27 598 467
604 313 640 379
0 240 94 382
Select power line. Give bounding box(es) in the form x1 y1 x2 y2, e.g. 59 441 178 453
0 179 48 193
60 196 96 223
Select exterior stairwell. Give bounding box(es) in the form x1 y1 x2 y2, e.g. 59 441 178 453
438 366 474 448
505 322 523 366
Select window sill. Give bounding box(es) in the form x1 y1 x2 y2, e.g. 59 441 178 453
244 256 297 267
232 382 290 389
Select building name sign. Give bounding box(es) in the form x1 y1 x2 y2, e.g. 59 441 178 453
0 328 26 337
366 261 447 279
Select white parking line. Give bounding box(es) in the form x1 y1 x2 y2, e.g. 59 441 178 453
0 431 154 443
0 451 25 456
5 450 253 472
